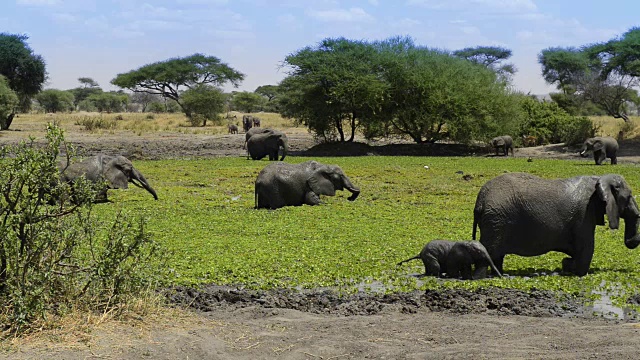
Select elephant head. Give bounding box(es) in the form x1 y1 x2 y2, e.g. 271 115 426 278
492 138 505 147
596 174 640 249
580 137 601 157
307 164 360 202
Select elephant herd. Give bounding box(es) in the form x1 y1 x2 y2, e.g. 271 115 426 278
492 134 619 166
59 131 638 281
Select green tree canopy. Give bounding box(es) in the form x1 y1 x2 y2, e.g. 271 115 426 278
78 77 100 88
0 33 46 121
181 84 226 126
111 53 244 119
453 46 516 81
35 89 75 113
279 37 388 142
539 30 640 122
86 92 128 113
232 91 265 113
0 75 18 130
254 85 279 102
279 36 513 143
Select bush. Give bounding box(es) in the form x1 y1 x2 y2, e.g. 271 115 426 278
0 124 163 334
74 116 117 131
115 114 124 120
146 113 155 120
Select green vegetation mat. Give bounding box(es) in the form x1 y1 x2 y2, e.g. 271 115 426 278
95 156 640 303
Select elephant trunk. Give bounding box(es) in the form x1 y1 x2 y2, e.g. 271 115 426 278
279 138 288 161
342 176 360 201
132 170 158 200
624 199 640 249
579 144 588 157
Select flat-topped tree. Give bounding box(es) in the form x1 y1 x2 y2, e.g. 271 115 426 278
111 53 244 121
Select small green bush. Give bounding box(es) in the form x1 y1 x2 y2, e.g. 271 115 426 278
74 116 117 131
0 124 162 334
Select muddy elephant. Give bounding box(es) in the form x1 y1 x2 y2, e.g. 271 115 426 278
491 135 513 156
228 124 238 134
473 173 640 276
397 240 501 280
580 136 618 165
244 127 274 150
247 130 288 161
242 115 253 132
60 154 158 202
255 160 360 209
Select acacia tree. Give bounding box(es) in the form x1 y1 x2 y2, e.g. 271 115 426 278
68 77 102 109
111 54 244 120
0 33 46 128
539 28 640 122
232 91 265 113
453 46 516 82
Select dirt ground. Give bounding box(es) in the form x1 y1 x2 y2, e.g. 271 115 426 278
2 125 640 359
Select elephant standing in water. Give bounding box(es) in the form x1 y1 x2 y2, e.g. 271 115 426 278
491 135 513 156
60 154 158 202
397 240 501 280
580 136 618 165
255 160 360 209
247 130 288 161
473 173 640 276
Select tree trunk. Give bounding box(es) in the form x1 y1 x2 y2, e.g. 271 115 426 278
1 113 15 130
335 118 345 142
348 113 356 142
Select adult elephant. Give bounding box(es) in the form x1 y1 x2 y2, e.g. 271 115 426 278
472 172 640 276
60 154 158 202
244 127 274 149
491 135 513 156
242 115 253 133
580 136 618 165
247 130 288 161
255 160 360 209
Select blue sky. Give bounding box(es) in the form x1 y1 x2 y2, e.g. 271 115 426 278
2 0 639 95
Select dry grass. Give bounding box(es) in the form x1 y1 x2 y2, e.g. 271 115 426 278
7 111 299 137
0 292 198 353
590 115 640 139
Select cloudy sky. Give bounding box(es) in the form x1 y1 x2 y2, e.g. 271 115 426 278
3 0 639 95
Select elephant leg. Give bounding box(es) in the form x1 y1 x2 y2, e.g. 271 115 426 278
304 192 321 206
473 265 488 280
422 255 441 277
610 155 617 165
594 150 605 165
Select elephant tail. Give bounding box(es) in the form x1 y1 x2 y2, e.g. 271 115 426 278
254 185 259 209
397 255 420 266
472 215 479 240
488 257 502 278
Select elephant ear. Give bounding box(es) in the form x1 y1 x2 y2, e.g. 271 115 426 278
307 168 336 196
596 176 620 229
593 140 604 152
104 159 129 189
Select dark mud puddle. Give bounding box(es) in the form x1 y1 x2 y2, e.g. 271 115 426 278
163 285 597 318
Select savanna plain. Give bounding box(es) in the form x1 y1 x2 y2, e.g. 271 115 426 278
3 112 640 359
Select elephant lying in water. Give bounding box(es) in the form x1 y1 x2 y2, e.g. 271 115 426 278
60 154 158 202
473 173 640 276
254 160 359 209
397 240 501 280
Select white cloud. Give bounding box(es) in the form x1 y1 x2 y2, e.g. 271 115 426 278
52 13 76 23
16 0 59 5
277 13 302 30
393 18 421 28
176 0 228 4
369 0 379 5
460 26 480 35
307 7 374 22
407 0 536 13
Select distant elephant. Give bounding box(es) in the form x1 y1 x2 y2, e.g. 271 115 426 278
580 136 618 165
252 116 261 127
60 154 158 202
247 130 288 161
491 135 513 156
255 160 360 209
228 124 238 134
473 173 640 276
242 115 253 132
397 240 501 280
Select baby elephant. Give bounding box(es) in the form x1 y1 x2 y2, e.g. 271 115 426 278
580 136 618 165
397 240 502 280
